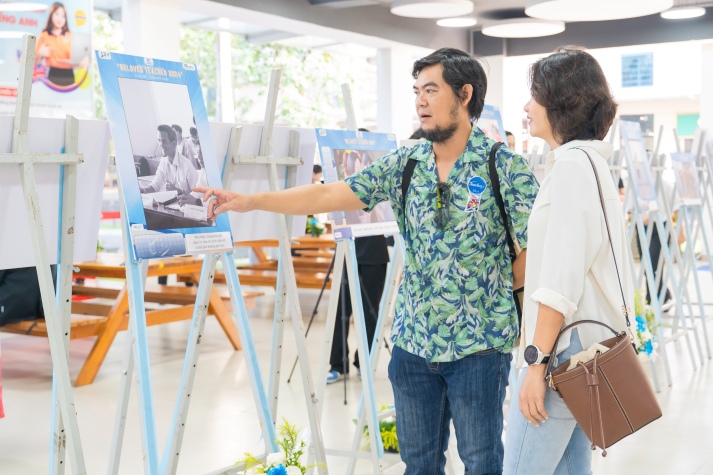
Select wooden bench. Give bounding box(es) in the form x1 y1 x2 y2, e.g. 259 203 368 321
0 254 261 387
178 236 336 291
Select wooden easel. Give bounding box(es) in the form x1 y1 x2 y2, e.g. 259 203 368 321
219 69 328 474
0 35 86 474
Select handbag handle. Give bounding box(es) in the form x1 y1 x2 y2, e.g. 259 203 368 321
545 148 631 375
545 319 622 375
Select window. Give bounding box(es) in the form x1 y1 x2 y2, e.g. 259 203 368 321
622 53 653 88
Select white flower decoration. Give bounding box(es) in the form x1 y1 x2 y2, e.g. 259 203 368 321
286 466 302 475
266 451 286 467
245 466 264 475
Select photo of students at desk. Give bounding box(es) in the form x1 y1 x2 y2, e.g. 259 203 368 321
137 124 213 231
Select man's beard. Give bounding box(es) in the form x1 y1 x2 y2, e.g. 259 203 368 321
420 122 459 144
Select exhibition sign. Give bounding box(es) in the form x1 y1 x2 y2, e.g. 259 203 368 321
96 51 233 259
316 128 398 239
477 105 506 143
671 152 702 205
621 120 658 205
0 1 93 117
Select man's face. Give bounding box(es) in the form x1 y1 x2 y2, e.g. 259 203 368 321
158 131 177 158
413 64 467 143
172 128 182 142
191 134 199 145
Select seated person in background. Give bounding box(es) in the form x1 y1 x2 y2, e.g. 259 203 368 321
505 130 516 150
0 266 57 326
141 125 201 206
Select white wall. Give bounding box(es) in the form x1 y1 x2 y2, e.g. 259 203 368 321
499 41 704 154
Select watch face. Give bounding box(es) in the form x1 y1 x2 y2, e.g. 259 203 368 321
524 345 539 364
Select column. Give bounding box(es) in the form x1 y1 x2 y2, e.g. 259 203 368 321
376 47 419 141
121 0 180 61
216 19 235 123
700 43 713 132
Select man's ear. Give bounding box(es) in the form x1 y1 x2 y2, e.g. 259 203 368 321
461 84 473 107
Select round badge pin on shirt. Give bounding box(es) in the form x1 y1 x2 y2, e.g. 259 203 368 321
468 176 487 195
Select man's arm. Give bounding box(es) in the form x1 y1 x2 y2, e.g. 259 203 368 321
194 181 366 219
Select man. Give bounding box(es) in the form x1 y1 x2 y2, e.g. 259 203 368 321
195 48 538 474
506 130 516 150
142 125 201 206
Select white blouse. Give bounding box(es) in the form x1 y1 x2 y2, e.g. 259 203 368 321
521 140 635 363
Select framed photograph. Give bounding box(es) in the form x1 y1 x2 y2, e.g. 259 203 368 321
620 120 658 204
0 0 93 118
96 51 233 259
477 105 506 143
316 129 398 239
671 152 701 205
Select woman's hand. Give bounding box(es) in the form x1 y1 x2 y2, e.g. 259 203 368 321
518 364 549 426
37 45 51 58
193 187 253 219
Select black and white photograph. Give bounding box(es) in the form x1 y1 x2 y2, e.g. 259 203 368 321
117 77 213 231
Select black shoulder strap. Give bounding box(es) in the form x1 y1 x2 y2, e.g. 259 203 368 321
488 142 517 262
401 158 418 211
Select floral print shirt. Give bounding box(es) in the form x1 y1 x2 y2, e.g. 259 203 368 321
345 124 539 362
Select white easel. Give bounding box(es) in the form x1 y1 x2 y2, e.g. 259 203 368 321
0 35 87 474
218 68 328 474
105 110 302 474
309 84 391 474
621 121 695 386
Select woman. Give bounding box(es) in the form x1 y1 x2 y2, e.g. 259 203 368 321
503 47 634 474
35 3 75 87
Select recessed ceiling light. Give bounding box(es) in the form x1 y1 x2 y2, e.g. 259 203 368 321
0 2 47 11
525 0 673 22
482 19 565 38
437 17 478 27
660 6 706 19
0 31 29 39
391 0 473 19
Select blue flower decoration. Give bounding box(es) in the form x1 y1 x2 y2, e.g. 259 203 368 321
267 465 287 475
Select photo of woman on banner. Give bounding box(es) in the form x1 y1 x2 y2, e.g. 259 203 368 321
35 2 90 87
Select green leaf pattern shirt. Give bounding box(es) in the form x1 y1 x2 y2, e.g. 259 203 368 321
345 124 539 362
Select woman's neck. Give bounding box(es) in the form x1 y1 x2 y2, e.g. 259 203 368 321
52 27 62 36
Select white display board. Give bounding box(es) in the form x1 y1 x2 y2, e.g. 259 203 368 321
210 122 315 242
0 116 109 269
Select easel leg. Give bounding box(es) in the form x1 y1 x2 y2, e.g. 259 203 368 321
161 254 220 474
344 239 382 474
75 287 129 387
268 255 287 424
220 252 278 454
108 314 137 475
681 207 711 359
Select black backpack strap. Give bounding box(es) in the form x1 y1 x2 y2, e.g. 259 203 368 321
401 158 418 211
487 142 516 263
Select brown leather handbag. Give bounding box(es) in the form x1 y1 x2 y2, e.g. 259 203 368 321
545 148 662 456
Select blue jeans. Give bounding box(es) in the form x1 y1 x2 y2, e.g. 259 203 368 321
388 345 511 475
503 329 592 475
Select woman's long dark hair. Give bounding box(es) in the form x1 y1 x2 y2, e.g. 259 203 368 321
43 3 70 35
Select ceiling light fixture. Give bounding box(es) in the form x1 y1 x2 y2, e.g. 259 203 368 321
482 18 565 38
660 6 706 19
525 0 673 22
0 2 47 12
437 16 477 27
391 0 473 19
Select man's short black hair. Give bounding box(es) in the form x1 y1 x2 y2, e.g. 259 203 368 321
189 126 198 137
313 164 322 174
412 48 487 121
505 131 514 138
158 124 177 143
172 124 183 135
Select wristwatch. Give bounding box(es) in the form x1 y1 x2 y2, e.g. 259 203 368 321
524 344 551 365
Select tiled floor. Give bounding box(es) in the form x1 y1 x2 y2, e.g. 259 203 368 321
1 283 713 474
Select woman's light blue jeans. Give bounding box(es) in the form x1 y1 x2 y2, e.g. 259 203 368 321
503 329 593 475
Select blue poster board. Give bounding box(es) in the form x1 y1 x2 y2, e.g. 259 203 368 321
477 105 506 142
96 51 233 259
316 128 398 239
